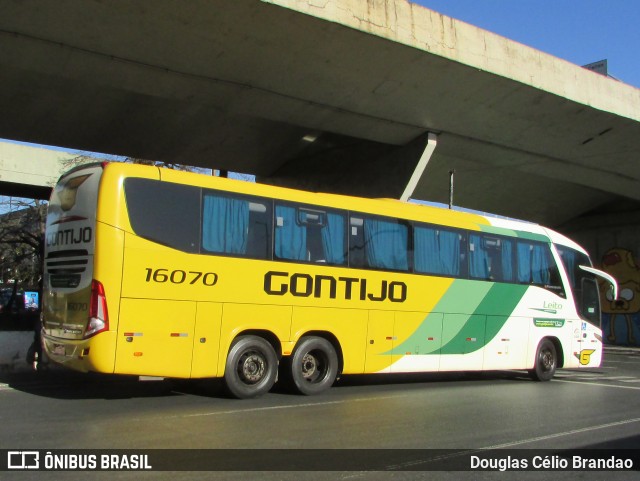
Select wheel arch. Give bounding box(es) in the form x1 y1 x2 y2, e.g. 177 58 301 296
546 336 564 368
233 329 283 360
531 335 565 369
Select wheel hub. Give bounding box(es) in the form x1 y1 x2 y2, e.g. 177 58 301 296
241 353 265 383
301 353 318 379
541 350 554 371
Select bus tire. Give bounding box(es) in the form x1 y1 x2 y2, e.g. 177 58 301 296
287 336 338 396
224 335 278 399
529 339 557 382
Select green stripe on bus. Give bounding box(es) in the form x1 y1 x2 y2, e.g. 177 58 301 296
388 282 528 356
479 224 549 243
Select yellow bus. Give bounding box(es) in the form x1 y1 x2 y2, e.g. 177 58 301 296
42 162 616 398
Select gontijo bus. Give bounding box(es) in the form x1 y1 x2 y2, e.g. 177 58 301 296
42 162 617 398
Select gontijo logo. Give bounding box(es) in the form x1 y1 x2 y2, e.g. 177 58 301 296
578 349 596 366
263 270 407 303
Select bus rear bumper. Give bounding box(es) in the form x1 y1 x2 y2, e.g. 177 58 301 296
42 331 116 373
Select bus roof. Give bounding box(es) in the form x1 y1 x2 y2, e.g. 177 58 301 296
103 162 588 255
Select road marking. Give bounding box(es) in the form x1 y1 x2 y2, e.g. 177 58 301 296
179 393 408 419
341 417 640 475
483 417 640 449
556 372 640 384
555 378 640 390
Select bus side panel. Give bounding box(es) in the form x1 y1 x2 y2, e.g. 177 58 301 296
390 311 442 373
191 302 223 378
291 306 368 374
120 234 214 301
364 310 394 373
217 303 292 378
439 314 486 372
566 319 603 368
482 315 531 370
115 299 196 377
522 287 584 370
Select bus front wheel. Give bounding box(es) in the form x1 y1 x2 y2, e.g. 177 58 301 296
285 336 338 395
529 339 557 382
224 335 278 399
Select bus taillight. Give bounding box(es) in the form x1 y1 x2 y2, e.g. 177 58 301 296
85 279 109 338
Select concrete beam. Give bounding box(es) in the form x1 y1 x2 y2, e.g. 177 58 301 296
0 142 85 199
261 131 436 199
0 0 639 226
270 0 640 123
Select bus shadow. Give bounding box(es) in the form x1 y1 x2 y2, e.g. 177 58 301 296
0 368 190 400
0 367 536 400
334 370 533 389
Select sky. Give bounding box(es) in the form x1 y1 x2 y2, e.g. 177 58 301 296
414 0 640 89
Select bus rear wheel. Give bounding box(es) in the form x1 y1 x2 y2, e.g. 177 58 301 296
284 336 338 396
529 339 557 382
224 335 278 399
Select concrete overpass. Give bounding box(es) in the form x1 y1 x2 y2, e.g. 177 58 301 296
0 142 88 200
1 0 639 234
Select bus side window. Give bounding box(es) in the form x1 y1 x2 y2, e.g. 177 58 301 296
350 215 409 272
246 201 272 259
517 240 564 296
349 216 366 268
316 211 347 265
580 277 600 324
468 235 514 282
202 192 271 260
275 204 347 265
125 178 200 253
414 225 463 277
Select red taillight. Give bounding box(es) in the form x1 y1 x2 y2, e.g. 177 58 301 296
85 279 109 338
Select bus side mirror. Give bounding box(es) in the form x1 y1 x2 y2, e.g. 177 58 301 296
579 265 618 301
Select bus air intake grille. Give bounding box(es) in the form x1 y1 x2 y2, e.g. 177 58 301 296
46 250 89 288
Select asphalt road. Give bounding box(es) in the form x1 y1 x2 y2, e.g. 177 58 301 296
1 347 638 480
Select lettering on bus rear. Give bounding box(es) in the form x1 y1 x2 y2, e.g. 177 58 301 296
46 227 93 247
264 270 407 303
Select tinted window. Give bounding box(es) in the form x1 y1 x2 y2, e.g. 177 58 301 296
202 191 272 260
125 178 200 253
558 246 599 324
274 203 346 265
517 240 564 296
350 215 409 271
414 225 464 277
469 234 515 282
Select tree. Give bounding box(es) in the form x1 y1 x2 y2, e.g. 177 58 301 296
0 197 46 316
